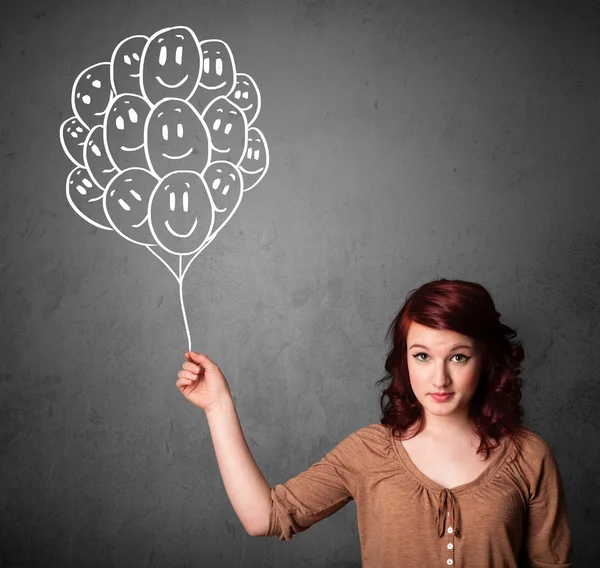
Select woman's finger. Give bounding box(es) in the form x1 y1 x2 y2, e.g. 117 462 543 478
178 370 199 381
182 361 201 373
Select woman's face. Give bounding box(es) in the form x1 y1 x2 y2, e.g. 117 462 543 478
406 322 483 421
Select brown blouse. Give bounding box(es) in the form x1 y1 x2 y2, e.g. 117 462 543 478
262 424 572 567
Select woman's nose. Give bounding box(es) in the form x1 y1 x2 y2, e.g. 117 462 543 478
432 364 451 387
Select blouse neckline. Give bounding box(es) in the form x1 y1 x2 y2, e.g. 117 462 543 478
389 427 513 495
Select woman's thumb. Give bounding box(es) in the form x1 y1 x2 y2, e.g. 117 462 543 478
188 351 215 368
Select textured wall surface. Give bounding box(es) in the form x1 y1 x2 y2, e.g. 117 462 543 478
1 0 599 566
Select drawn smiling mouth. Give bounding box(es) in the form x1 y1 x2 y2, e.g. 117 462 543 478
162 148 193 160
165 218 198 238
213 147 231 153
238 104 252 111
121 143 144 152
155 74 189 89
214 205 227 213
240 166 264 175
199 81 227 90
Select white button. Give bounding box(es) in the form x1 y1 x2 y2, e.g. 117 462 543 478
447 543 453 550
447 526 453 534
447 560 453 566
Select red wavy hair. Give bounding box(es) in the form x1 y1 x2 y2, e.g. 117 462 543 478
376 278 525 459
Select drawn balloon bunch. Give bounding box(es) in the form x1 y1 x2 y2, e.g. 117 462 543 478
60 26 269 349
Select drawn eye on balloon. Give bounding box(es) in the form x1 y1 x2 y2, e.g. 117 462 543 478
71 62 114 129
144 98 212 178
83 125 118 189
239 127 269 191
110 35 148 96
140 26 201 104
202 161 243 241
103 168 159 245
104 94 151 171
227 73 261 127
148 170 215 255
66 167 112 230
60 117 90 167
201 96 247 165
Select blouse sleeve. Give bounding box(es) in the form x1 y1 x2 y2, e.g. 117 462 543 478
262 428 364 541
524 440 573 567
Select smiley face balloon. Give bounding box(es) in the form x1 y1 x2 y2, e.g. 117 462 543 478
103 168 159 245
62 27 271 273
201 96 247 165
71 62 114 129
239 126 269 191
83 125 119 189
66 167 112 230
140 26 201 104
190 39 236 113
202 161 243 241
144 98 212 178
60 116 90 167
148 170 215 255
110 35 148 96
227 73 261 127
104 94 151 171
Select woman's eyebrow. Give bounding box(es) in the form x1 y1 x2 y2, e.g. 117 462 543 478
408 343 473 350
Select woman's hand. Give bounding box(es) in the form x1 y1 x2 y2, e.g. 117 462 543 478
176 351 232 413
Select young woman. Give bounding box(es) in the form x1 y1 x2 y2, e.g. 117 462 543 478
176 279 572 567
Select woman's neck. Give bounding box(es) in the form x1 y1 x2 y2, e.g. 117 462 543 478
418 413 478 444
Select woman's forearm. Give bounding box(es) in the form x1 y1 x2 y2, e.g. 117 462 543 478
204 396 272 536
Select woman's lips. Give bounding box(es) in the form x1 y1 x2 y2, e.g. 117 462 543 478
429 393 454 402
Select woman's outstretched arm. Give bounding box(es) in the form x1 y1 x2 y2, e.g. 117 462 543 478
205 395 272 536
177 352 271 536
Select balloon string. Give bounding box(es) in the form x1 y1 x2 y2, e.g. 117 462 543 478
146 246 193 350
181 237 211 281
179 255 192 352
146 245 181 284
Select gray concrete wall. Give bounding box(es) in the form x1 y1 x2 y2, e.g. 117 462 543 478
1 0 598 565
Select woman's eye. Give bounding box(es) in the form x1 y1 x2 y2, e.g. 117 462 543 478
412 353 471 363
453 354 471 363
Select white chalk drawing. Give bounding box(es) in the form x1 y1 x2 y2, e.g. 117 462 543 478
104 94 152 171
59 27 270 351
60 117 90 167
71 62 114 129
202 161 244 240
239 126 270 191
110 35 147 97
191 39 237 113
140 27 201 104
84 125 118 188
144 97 212 178
227 73 261 127
66 167 112 231
103 168 159 245
202 96 248 165
148 170 215 256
